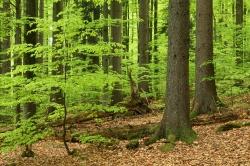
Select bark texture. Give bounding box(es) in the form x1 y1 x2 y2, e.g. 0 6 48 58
193 0 219 115
138 0 150 93
157 0 195 143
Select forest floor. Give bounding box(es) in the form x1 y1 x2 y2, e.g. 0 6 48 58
0 93 249 166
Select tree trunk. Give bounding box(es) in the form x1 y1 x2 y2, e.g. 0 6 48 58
235 0 243 65
102 0 109 74
23 0 38 157
193 0 219 115
110 0 123 105
122 0 129 52
0 0 11 74
157 0 196 143
15 0 22 124
88 3 100 69
48 1 64 113
138 0 150 93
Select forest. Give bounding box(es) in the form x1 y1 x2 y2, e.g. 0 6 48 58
0 0 249 165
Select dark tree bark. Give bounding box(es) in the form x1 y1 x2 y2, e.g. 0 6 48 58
0 0 11 74
193 0 219 115
153 0 158 54
48 1 64 113
88 3 101 69
102 0 109 74
235 0 243 65
15 0 22 124
23 0 38 157
122 0 129 52
138 0 150 93
38 0 44 45
110 0 123 105
24 0 37 119
156 0 196 143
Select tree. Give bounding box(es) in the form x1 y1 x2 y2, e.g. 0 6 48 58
0 0 11 74
102 0 109 74
138 0 150 93
15 0 22 124
110 0 123 105
235 0 243 65
193 0 219 115
156 0 196 143
23 0 38 157
48 0 64 113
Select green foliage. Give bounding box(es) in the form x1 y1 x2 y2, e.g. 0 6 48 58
79 134 116 146
0 120 52 152
216 122 250 132
126 139 139 149
160 143 175 152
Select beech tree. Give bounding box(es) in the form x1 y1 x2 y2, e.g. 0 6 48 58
193 0 219 114
156 0 196 143
138 0 150 92
0 0 10 74
110 0 123 105
48 0 64 113
235 0 243 65
23 0 38 157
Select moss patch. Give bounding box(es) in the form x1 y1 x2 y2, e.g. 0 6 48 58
166 127 197 145
126 139 139 150
160 143 175 152
217 122 250 132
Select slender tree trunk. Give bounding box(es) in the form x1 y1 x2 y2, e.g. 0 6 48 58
88 4 101 69
235 0 243 65
102 0 109 74
101 0 110 106
38 0 44 45
193 0 219 115
122 0 129 52
110 0 123 105
48 1 64 113
23 0 38 157
157 0 196 142
138 0 150 93
15 0 22 124
0 0 11 74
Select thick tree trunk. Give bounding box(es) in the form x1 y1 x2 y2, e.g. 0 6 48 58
193 0 219 115
157 0 196 143
138 0 150 93
110 0 123 105
235 0 243 65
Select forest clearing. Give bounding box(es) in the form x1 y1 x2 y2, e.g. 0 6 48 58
0 0 250 165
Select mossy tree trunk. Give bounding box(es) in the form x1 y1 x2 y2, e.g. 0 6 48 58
156 0 196 143
192 0 220 115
